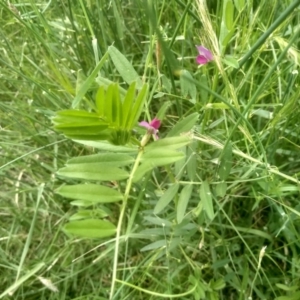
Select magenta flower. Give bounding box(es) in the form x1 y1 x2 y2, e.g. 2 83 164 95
196 45 213 65
139 118 161 140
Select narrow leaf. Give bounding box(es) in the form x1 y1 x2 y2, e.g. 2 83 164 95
64 219 116 238
225 0 234 31
187 141 197 181
72 50 109 108
133 151 185 182
96 76 127 96
154 183 179 214
108 45 143 88
73 140 138 153
67 153 134 167
180 70 196 103
177 185 193 224
140 240 167 252
69 209 109 220
166 113 198 137
218 142 232 181
121 82 136 127
56 184 123 203
95 86 105 116
215 182 227 198
146 135 191 151
57 164 129 181
223 55 239 69
200 181 214 221
127 83 148 129
142 149 185 166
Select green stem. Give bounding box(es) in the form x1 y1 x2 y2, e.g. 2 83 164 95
109 144 145 300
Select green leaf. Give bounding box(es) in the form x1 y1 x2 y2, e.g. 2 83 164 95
108 45 143 88
95 86 105 116
69 209 109 220
218 142 232 181
156 101 172 121
57 164 129 181
53 109 109 138
56 184 123 203
200 181 214 221
275 293 300 300
276 284 299 292
161 74 172 93
154 183 179 214
233 0 244 11
96 76 127 97
177 184 193 224
73 140 138 153
132 162 153 183
180 70 196 103
225 0 234 31
251 108 273 119
72 50 109 108
53 110 105 124
67 153 134 167
64 219 116 238
121 82 136 128
166 113 198 137
223 55 239 69
215 182 227 198
70 200 94 207
146 135 191 151
126 83 148 129
133 150 185 182
210 279 226 290
140 240 167 252
142 149 185 166
187 141 197 181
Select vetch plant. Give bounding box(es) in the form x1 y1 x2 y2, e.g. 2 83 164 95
52 46 199 299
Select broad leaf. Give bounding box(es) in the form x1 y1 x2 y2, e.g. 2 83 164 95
56 184 123 203
64 219 116 238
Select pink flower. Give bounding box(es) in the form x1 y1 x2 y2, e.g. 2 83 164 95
196 45 213 65
139 118 161 140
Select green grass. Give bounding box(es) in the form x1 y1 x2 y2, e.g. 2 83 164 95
1 0 300 299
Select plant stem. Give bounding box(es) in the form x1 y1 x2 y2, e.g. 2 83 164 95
109 145 144 300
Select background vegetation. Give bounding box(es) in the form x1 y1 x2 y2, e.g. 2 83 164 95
1 0 300 299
